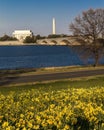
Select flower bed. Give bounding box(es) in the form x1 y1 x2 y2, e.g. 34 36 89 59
0 87 104 130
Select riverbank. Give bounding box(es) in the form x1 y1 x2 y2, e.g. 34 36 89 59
0 65 104 77
0 41 67 46
0 41 23 45
0 65 104 87
0 41 37 45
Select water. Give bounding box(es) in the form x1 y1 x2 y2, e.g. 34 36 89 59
0 45 103 69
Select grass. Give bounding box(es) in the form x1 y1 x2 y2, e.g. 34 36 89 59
0 65 104 94
0 65 104 77
0 75 104 95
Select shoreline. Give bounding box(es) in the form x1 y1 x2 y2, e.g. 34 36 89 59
0 65 104 74
0 41 78 46
0 66 104 87
0 41 67 46
0 41 36 46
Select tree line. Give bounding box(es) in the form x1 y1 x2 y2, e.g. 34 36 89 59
0 34 69 43
0 35 17 41
23 34 69 43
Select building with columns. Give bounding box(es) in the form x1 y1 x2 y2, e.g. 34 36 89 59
12 30 33 41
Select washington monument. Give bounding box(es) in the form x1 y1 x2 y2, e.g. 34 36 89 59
52 18 56 34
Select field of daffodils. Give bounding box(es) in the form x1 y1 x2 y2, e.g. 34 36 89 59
0 87 104 130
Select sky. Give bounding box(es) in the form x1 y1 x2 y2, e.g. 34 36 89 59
0 0 104 36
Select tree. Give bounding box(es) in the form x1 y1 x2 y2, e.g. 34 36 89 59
48 34 62 38
70 8 104 66
35 35 46 40
0 35 17 41
23 36 36 43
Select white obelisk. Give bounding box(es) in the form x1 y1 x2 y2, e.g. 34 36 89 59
52 18 56 34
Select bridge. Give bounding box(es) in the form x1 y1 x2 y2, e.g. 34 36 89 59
37 36 81 45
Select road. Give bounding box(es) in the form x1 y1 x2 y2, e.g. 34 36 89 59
0 69 104 86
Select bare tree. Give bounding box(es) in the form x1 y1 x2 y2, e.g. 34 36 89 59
70 8 104 66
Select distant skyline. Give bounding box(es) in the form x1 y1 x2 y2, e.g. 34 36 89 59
0 0 104 36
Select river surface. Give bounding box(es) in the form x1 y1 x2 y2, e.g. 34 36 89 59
0 45 104 69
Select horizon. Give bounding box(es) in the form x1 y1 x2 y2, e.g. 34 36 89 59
0 0 104 36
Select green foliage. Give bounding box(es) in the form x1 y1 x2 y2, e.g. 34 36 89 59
0 35 17 41
23 35 47 43
23 36 36 43
35 35 46 40
48 34 68 38
0 76 104 94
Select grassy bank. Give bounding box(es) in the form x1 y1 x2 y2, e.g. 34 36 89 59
0 65 104 78
0 75 104 94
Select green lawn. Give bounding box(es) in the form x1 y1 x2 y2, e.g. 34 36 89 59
0 75 104 95
0 65 104 77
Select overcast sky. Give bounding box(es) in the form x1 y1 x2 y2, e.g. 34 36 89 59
0 0 104 36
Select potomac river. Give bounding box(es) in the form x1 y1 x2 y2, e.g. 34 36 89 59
0 45 104 70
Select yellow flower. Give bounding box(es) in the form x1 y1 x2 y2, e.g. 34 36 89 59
2 122 9 128
16 123 20 127
47 119 53 125
50 104 55 108
20 114 24 118
0 116 3 120
33 125 40 129
27 121 33 128
6 126 11 130
22 127 27 130
64 124 70 130
30 106 34 110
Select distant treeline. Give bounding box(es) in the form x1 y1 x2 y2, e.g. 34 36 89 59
23 34 69 43
0 34 69 43
47 34 68 38
0 35 18 41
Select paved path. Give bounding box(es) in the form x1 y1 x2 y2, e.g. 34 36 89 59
0 69 104 86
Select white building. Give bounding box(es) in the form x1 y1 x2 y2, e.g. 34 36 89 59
12 30 33 41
